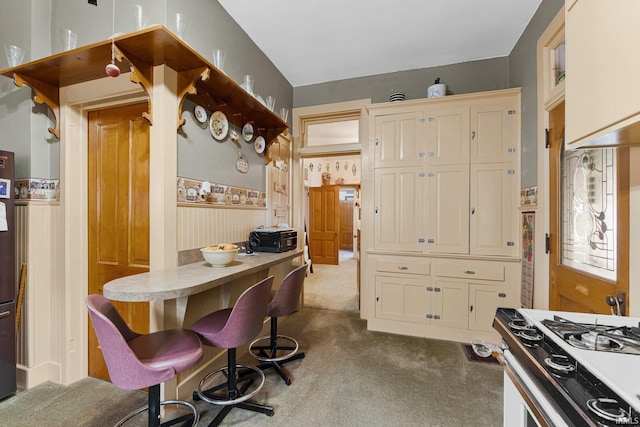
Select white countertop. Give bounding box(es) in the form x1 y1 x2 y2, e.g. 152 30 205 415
103 249 303 302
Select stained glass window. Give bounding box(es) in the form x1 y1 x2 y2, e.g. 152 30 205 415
561 148 616 280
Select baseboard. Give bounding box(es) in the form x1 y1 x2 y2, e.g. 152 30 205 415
17 361 62 390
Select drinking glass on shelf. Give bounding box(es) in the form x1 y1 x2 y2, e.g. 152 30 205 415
279 107 289 123
133 4 148 31
4 44 25 67
243 74 254 95
266 96 276 112
60 28 78 51
174 13 188 39
212 49 226 72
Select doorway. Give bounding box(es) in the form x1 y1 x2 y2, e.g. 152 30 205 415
87 103 150 379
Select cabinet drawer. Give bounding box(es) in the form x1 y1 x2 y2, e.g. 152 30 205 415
435 262 504 282
376 259 430 275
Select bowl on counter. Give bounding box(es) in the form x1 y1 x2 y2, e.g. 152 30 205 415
201 244 239 267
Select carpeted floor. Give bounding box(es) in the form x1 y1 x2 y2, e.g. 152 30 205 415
303 251 359 312
0 308 504 426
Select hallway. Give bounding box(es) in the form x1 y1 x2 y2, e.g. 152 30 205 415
303 250 358 312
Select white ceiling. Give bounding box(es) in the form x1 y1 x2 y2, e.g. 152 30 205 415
218 0 542 87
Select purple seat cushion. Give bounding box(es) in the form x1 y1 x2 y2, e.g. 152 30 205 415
267 265 307 318
192 308 233 347
128 329 203 373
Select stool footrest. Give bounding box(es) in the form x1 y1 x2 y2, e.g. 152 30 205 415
115 400 199 427
197 364 265 406
249 335 300 362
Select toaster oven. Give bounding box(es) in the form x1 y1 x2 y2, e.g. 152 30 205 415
249 228 297 253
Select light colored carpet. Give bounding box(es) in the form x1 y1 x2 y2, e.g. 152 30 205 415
0 309 503 426
304 252 359 312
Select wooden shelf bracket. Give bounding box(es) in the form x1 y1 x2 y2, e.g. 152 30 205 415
12 73 60 139
177 67 210 130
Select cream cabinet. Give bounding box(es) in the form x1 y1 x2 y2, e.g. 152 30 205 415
373 167 423 252
369 254 520 341
469 162 518 257
267 133 292 225
373 109 425 167
426 164 470 254
565 0 640 147
368 89 520 257
364 89 521 343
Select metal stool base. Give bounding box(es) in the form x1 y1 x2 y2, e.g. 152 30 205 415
249 335 299 362
115 400 199 427
197 364 265 406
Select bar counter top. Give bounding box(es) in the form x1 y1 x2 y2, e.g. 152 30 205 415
103 248 304 302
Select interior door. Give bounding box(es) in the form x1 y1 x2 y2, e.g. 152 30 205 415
88 103 150 380
309 185 339 265
339 194 353 250
548 101 629 314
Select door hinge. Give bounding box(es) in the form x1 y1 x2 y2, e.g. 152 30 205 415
545 233 550 254
508 110 517 115
419 118 426 123
545 128 550 149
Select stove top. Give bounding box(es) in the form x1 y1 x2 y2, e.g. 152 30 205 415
542 316 640 355
494 308 640 426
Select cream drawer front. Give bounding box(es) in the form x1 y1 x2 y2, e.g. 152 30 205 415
435 262 505 282
376 259 430 275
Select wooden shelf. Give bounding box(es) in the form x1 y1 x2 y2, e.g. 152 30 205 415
0 25 287 142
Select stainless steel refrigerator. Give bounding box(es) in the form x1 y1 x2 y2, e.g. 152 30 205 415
0 150 16 400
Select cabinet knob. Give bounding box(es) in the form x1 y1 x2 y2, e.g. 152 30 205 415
463 270 476 275
471 131 476 140
397 266 408 270
498 293 507 298
469 305 473 312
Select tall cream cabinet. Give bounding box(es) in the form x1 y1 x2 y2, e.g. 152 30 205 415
565 0 640 148
362 89 521 344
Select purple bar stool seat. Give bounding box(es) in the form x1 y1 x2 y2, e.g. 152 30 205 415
248 264 307 385
86 294 203 427
191 276 274 426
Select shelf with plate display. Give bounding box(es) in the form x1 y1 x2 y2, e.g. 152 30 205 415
0 25 287 148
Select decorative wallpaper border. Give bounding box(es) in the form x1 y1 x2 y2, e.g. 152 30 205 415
14 179 60 201
177 177 266 208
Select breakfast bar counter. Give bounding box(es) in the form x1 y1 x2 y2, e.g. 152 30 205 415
103 248 304 302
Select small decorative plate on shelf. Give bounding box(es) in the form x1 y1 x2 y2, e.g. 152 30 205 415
254 136 266 154
242 122 254 142
194 105 207 123
209 111 229 141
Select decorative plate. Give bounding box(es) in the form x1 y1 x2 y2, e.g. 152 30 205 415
254 136 266 154
242 123 254 142
194 105 207 123
236 152 249 173
209 111 229 141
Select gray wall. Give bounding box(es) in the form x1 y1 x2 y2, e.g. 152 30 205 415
509 0 564 188
0 0 293 188
294 57 509 107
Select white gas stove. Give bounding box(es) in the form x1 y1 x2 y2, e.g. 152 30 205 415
494 308 640 427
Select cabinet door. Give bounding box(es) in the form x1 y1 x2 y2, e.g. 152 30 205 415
470 101 518 164
469 284 506 332
374 111 425 167
432 280 468 329
375 275 430 323
470 163 518 257
426 165 469 254
425 104 470 165
565 0 640 146
374 167 423 252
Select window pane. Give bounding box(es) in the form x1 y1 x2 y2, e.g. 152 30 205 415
306 120 359 146
561 148 616 280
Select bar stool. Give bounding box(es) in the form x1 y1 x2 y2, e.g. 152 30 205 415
191 276 274 426
248 264 307 386
86 294 203 427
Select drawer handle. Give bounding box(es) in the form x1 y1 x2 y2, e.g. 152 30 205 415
397 266 408 270
0 310 10 319
499 293 507 298
463 270 476 275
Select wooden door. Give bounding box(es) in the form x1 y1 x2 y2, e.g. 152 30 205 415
426 104 470 165
374 111 424 167
88 103 150 380
549 102 629 314
309 185 339 265
339 198 353 250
